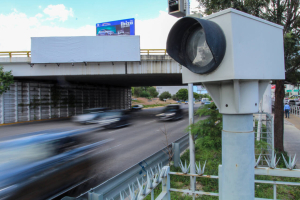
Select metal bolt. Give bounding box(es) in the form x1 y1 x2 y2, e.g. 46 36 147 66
225 104 228 107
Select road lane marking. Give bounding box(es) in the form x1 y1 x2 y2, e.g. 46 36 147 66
97 144 122 154
143 120 156 125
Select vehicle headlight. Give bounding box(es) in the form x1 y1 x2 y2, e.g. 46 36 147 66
166 113 175 117
156 113 165 117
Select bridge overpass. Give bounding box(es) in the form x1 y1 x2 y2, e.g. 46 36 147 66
0 50 184 86
0 50 191 124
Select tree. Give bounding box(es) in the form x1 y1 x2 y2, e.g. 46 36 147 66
0 66 14 95
147 87 159 97
197 0 300 152
193 92 200 100
140 90 150 98
159 91 171 101
176 88 188 101
133 87 142 97
172 94 177 100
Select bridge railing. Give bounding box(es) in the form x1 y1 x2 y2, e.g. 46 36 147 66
0 50 167 58
0 51 31 57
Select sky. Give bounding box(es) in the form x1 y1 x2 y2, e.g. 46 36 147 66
0 0 200 51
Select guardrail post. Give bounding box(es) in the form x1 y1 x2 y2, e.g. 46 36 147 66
273 184 277 200
162 166 170 200
88 191 103 200
218 165 222 200
172 143 180 167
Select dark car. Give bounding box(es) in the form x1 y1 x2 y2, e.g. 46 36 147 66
0 128 111 200
156 104 183 121
98 110 130 129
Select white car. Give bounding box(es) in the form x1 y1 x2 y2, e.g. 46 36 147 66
71 108 109 124
131 105 143 111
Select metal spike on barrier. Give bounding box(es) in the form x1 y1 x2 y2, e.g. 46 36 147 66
128 184 139 200
255 154 262 168
179 160 190 174
195 160 206 175
147 171 154 189
282 153 297 170
265 153 280 169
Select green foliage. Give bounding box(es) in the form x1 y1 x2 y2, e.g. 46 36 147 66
0 66 14 95
143 104 165 108
176 88 188 101
133 87 142 97
193 92 200 100
159 91 171 101
140 90 150 98
172 94 177 100
190 102 222 149
147 86 159 97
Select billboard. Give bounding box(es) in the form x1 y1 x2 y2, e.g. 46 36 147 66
96 18 135 36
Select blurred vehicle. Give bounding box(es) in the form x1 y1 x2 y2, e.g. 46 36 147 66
201 98 210 104
98 110 130 129
156 104 183 121
204 101 211 105
131 105 143 111
288 99 300 106
185 101 188 104
72 107 109 124
0 128 112 200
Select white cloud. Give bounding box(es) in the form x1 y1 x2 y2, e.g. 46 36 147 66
43 4 74 22
0 3 202 51
0 9 93 51
38 5 42 9
136 11 178 49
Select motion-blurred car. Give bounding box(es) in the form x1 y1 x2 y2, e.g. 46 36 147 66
72 107 109 124
0 128 112 200
156 104 183 121
131 105 143 111
98 110 130 129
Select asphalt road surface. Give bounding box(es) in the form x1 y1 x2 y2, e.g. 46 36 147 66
0 103 204 198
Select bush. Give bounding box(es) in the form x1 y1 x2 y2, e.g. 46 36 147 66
140 91 150 98
159 91 171 101
147 87 159 98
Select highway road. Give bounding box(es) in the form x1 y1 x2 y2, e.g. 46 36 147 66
0 104 204 198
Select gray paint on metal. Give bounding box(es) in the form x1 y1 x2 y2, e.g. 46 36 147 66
221 114 254 200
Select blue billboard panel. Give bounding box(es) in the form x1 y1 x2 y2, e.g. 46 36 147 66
96 18 135 36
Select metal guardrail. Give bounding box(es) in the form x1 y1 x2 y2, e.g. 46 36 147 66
0 50 167 58
64 133 189 200
291 105 300 117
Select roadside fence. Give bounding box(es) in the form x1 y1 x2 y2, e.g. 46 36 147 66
290 106 300 118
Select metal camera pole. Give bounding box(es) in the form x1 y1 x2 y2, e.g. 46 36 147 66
186 0 196 196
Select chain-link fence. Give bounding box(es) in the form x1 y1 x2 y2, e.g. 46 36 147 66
253 113 274 166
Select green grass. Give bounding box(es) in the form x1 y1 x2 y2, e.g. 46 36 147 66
143 104 166 108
